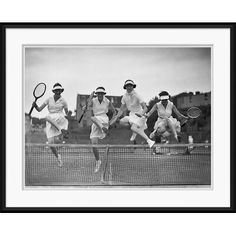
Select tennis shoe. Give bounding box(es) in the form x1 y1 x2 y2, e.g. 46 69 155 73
95 160 101 173
147 139 155 148
57 154 63 167
130 132 137 141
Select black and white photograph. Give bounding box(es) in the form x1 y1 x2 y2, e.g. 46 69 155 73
2 24 233 211
24 45 211 187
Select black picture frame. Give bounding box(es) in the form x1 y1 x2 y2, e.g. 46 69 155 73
0 23 235 213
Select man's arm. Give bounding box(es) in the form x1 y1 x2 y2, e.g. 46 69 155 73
145 104 157 118
172 105 188 120
33 102 47 112
109 103 126 125
140 102 148 115
117 104 126 117
64 107 69 116
109 101 117 119
88 100 94 117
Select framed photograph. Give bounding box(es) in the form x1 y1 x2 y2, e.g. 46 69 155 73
1 23 235 212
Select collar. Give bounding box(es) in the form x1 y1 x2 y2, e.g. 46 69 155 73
95 97 106 103
126 90 135 96
52 96 62 102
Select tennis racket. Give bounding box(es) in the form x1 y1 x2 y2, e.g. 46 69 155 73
78 91 95 123
29 83 46 116
186 107 201 119
181 107 201 127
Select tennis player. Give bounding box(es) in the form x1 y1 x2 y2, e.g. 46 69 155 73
145 91 188 142
32 83 69 167
110 80 155 148
89 87 116 172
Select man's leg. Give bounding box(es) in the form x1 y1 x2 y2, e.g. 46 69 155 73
91 137 101 172
150 129 158 139
119 117 137 141
131 124 155 148
166 118 178 142
91 137 99 161
119 117 131 128
91 116 103 130
48 136 63 167
91 116 109 134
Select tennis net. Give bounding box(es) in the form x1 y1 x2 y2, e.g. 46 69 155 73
25 143 211 187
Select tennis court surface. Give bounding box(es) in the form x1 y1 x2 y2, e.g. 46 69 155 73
25 143 211 187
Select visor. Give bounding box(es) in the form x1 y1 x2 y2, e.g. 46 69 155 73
123 80 136 89
95 88 106 94
52 85 64 92
160 95 169 100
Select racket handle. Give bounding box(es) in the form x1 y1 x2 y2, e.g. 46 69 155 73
29 105 35 116
78 112 85 123
29 98 37 116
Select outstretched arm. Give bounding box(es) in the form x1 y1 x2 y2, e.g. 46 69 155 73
140 102 148 115
172 105 188 120
116 104 127 118
109 104 126 125
64 107 69 116
33 102 47 112
145 104 157 118
109 101 117 119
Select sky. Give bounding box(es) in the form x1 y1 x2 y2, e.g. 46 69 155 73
25 46 211 118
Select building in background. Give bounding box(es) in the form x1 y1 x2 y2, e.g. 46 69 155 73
173 91 211 109
75 94 122 127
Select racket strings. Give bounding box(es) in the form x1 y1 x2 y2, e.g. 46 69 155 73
34 83 46 98
187 107 201 118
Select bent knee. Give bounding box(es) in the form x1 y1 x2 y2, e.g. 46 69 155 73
119 120 130 127
91 116 96 122
156 125 166 134
91 138 98 144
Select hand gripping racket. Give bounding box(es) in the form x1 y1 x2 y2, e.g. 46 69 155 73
29 83 46 116
181 106 201 127
78 91 95 123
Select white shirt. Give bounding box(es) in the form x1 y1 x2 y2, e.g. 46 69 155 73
156 100 173 118
121 90 144 114
92 97 110 116
44 97 68 113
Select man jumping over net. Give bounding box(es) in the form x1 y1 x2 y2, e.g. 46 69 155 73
145 91 188 143
89 87 116 172
109 79 155 148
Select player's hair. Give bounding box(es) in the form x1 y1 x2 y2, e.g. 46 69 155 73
53 83 62 88
159 91 169 97
96 86 105 91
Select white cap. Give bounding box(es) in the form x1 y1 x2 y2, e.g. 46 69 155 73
95 87 106 94
52 84 64 92
160 95 169 100
123 80 136 89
